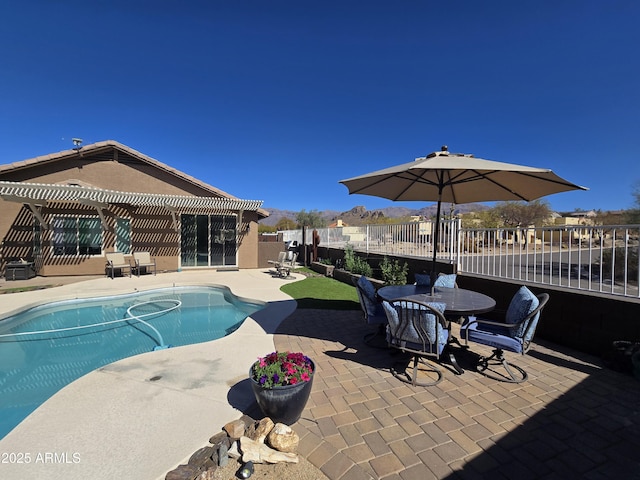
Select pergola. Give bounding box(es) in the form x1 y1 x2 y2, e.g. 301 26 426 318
0 180 264 231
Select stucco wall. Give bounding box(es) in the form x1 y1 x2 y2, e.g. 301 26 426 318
1 146 262 276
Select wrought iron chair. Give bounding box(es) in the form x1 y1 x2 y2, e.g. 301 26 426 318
460 286 549 383
353 275 387 347
382 298 449 386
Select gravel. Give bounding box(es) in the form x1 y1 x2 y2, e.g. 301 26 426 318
211 456 329 480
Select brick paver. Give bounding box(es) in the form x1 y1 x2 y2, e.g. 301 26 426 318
274 308 640 479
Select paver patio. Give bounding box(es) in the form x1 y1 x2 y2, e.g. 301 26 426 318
274 307 640 479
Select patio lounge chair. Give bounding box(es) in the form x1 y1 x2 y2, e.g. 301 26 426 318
275 252 298 278
460 286 549 383
268 251 287 270
132 252 156 277
105 252 132 279
353 275 387 348
382 298 449 386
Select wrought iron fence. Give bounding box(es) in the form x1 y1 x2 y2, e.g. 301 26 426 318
279 222 640 298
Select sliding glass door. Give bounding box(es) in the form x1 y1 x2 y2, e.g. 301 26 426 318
181 214 237 268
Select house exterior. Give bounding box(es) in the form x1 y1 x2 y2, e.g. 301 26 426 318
0 140 268 277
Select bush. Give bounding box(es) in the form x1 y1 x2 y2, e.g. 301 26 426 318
351 257 373 277
343 244 372 277
599 247 639 282
343 244 356 272
380 256 408 285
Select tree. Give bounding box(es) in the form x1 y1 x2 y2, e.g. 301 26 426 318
275 217 297 230
460 209 501 229
295 209 327 228
492 200 551 228
627 181 640 224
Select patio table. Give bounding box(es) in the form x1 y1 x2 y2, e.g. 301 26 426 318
377 284 496 374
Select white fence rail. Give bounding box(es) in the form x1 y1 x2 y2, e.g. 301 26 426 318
279 222 640 298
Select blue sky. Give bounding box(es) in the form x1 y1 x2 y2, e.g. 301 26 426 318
1 1 638 214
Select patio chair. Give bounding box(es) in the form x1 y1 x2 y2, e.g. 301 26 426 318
382 298 449 386
353 275 387 348
132 252 156 277
105 252 132 279
276 252 298 278
433 273 458 288
414 273 431 287
414 272 457 289
460 286 549 383
268 251 287 267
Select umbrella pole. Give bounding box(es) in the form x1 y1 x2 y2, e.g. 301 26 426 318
431 197 443 283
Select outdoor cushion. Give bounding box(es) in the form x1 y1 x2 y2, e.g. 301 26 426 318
356 275 384 321
414 273 431 287
383 301 449 355
462 321 524 353
434 273 457 288
505 286 539 337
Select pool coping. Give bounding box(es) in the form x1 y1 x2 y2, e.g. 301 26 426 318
0 269 300 480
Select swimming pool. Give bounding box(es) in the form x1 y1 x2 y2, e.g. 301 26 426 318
0 285 265 440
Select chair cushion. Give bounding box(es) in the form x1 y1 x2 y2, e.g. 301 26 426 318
383 301 449 355
505 286 539 337
357 275 376 300
462 322 524 353
414 273 431 287
434 274 457 288
356 275 384 322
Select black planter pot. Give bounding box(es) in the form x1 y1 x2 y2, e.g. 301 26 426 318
249 359 315 425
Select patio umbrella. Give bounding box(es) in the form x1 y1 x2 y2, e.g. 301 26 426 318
339 146 587 272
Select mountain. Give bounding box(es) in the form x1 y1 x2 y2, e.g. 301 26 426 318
260 203 488 227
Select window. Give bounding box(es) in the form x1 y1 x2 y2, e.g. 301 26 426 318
115 218 131 254
52 216 102 256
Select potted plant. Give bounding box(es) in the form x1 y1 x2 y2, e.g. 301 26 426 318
249 351 315 425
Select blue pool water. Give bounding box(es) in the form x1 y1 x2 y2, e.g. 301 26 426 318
0 286 265 440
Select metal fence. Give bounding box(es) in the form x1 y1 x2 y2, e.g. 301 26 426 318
279 222 640 298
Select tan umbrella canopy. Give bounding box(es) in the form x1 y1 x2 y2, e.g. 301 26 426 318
339 146 587 272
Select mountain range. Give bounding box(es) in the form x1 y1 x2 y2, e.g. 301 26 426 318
260 203 488 227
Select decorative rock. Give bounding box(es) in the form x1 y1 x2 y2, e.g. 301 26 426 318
266 423 299 453
218 442 228 467
196 468 217 480
188 446 215 471
240 436 299 464
252 417 275 443
165 464 200 480
209 431 229 446
227 440 241 459
223 419 247 439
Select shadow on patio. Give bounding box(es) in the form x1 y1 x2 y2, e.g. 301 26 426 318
271 304 640 479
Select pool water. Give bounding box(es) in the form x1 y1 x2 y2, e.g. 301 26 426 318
0 286 265 440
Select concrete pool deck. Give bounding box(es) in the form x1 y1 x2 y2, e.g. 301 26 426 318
0 269 301 480
1 270 640 479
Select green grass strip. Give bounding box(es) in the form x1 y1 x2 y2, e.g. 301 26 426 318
280 276 360 310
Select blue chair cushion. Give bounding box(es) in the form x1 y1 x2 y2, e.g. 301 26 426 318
357 275 384 323
382 301 449 355
434 274 457 288
505 286 539 338
461 322 524 354
414 273 431 287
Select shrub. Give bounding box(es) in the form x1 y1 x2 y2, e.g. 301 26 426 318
343 244 372 277
599 247 639 282
380 256 409 285
351 256 373 277
343 244 356 272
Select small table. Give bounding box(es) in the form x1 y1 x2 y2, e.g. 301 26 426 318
377 285 496 374
5 262 36 281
